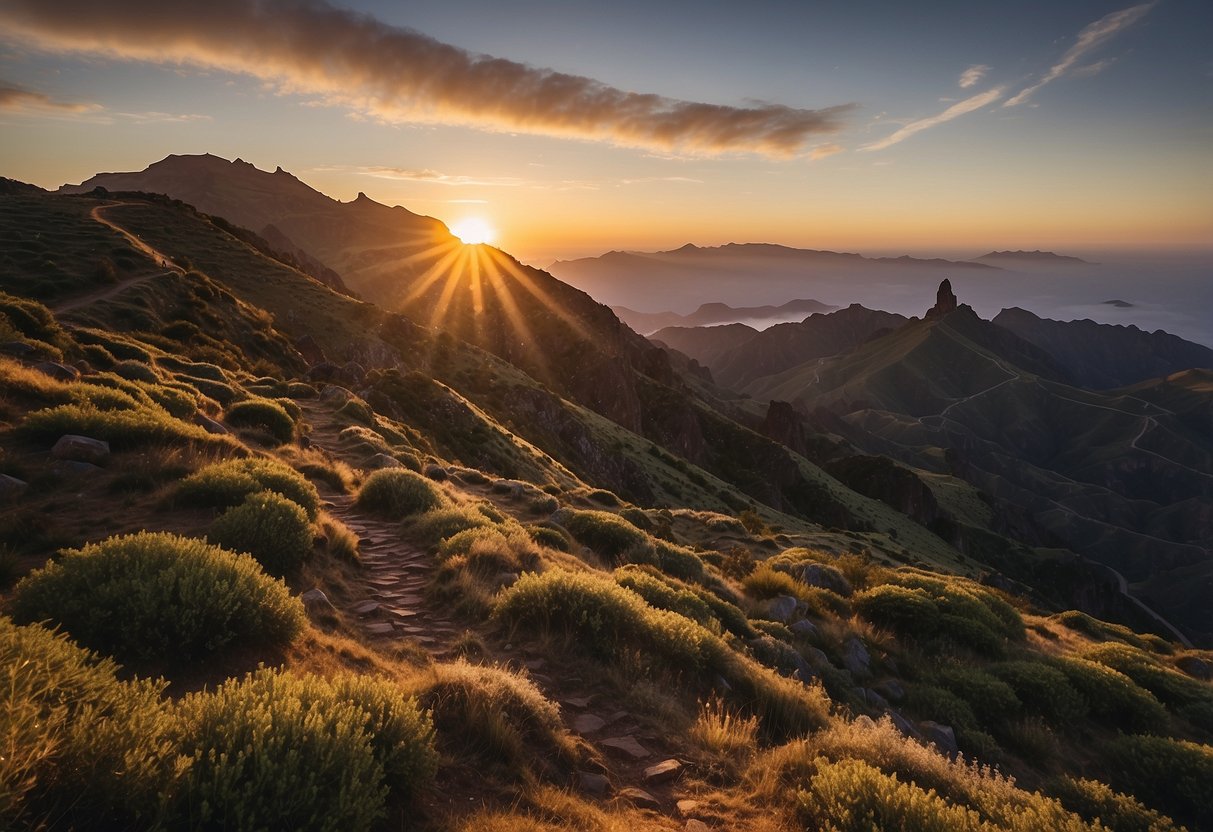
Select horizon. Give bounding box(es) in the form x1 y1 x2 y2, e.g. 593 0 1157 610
2 0 1211 265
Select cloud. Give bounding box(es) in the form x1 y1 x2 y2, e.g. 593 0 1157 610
0 0 853 158
0 79 99 114
959 64 990 89
1072 57 1117 78
323 166 526 187
116 110 212 123
1005 2 1154 107
861 87 1003 151
809 142 844 160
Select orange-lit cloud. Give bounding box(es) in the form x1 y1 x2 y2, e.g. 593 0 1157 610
0 79 98 114
958 64 990 89
861 87 1003 151
1005 2 1154 107
0 0 853 157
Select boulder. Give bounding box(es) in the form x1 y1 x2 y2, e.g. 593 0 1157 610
685 821 711 832
367 453 404 469
573 714 606 734
841 637 871 677
800 563 852 596
294 334 327 366
642 759 682 785
51 435 110 465
919 721 958 755
193 413 229 435
600 736 650 759
887 710 921 740
577 771 610 796
618 787 660 811
423 463 449 481
307 362 340 382
875 679 906 703
676 799 701 817
338 362 366 385
1176 656 1213 681
33 361 79 381
0 473 28 501
319 384 352 402
765 594 798 622
301 588 334 612
51 459 104 477
860 687 890 710
0 341 36 358
790 619 819 639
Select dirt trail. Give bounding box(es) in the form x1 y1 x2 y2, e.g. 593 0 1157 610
54 202 182 315
300 399 692 815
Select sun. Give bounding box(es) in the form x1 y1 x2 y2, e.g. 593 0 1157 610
449 216 496 245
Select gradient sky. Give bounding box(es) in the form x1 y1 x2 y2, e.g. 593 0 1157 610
1 0 1210 265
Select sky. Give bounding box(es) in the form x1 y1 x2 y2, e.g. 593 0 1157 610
0 0 1210 265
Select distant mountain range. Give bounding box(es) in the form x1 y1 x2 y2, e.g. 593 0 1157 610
975 250 1094 266
614 298 835 334
547 242 1000 310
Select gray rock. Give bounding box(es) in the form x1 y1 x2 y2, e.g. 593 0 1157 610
51 459 104 477
800 563 853 597
713 674 732 693
860 688 889 710
790 619 819 639
841 637 871 677
51 434 110 464
34 361 79 381
0 341 36 358
852 715 877 730
294 334 327 366
301 588 334 611
806 646 831 667
423 463 448 481
919 721 958 755
367 453 404 469
600 736 650 759
766 594 798 622
193 413 229 435
642 759 682 785
875 679 906 703
339 362 366 385
577 771 610 796
573 714 606 734
1176 656 1213 681
308 362 341 382
0 473 28 501
618 787 660 810
887 710 921 740
495 571 520 588
319 383 352 402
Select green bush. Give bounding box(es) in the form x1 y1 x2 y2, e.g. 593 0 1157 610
905 684 978 732
135 380 197 418
177 373 241 405
1049 656 1167 734
987 661 1087 726
169 667 435 832
21 402 215 449
225 398 295 443
357 468 446 517
209 491 314 576
411 506 492 544
9 532 304 663
1102 735 1213 829
176 457 320 519
743 564 811 602
525 523 572 552
1084 643 1213 722
937 666 1021 728
560 509 652 564
797 756 987 831
614 565 716 628
337 398 375 424
157 356 228 381
0 617 173 829
853 585 941 638
112 359 159 383
1052 776 1183 832
654 539 707 583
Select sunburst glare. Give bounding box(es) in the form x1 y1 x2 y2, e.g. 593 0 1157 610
449 217 496 245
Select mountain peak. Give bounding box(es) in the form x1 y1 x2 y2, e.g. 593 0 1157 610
925 279 958 318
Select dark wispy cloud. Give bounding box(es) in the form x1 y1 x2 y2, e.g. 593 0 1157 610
0 0 853 157
0 79 98 114
861 87 1004 151
1005 2 1155 107
958 64 990 89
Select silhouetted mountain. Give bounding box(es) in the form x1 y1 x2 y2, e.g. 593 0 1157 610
976 250 1093 266
993 307 1213 389
0 177 44 196
614 298 834 334
549 242 996 310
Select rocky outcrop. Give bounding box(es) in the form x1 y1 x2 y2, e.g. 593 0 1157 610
925 279 958 318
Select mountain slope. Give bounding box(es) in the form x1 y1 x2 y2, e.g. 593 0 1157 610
617 298 834 334
993 307 1213 389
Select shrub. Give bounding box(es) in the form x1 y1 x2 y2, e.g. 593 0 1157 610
1084 643 1213 720
796 756 988 832
177 374 240 405
136 381 197 418
209 491 314 576
357 468 445 518
853 585 940 638
936 666 1021 728
614 565 716 627
273 396 303 421
559 509 652 564
411 506 493 544
21 402 215 449
9 532 304 663
1102 735 1213 830
1049 656 1167 734
654 539 707 583
1052 776 1183 832
744 564 811 602
689 698 759 780
0 618 173 829
404 660 573 776
987 661 1087 726
225 398 295 443
177 457 320 519
905 684 978 732
112 359 159 383
169 668 434 832
525 523 572 552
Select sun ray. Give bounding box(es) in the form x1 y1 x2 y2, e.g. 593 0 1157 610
487 248 593 341
476 246 552 380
